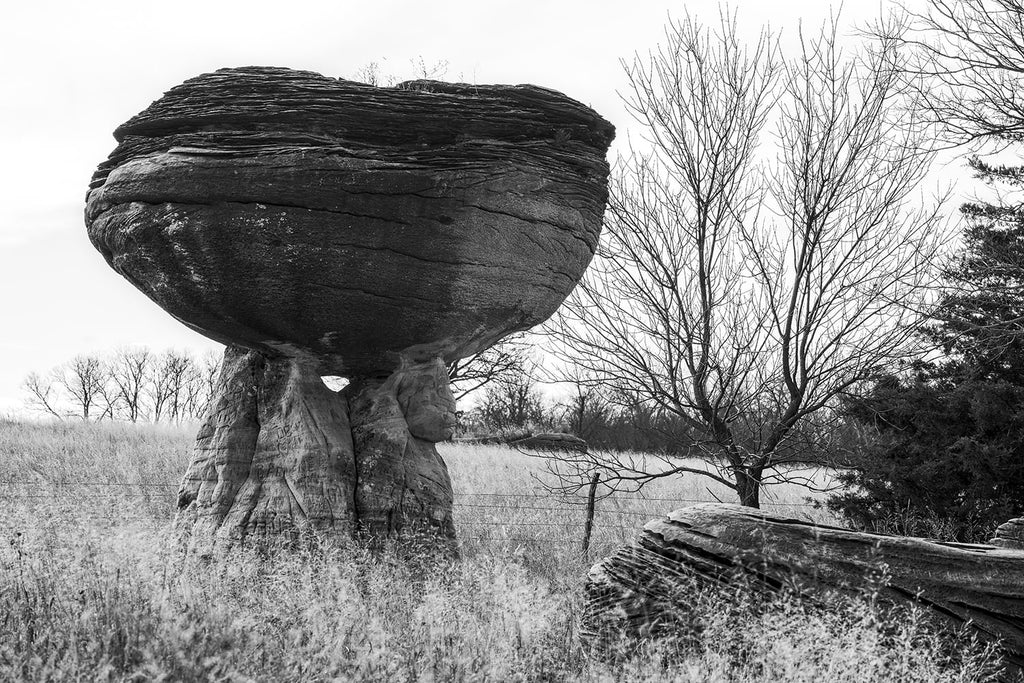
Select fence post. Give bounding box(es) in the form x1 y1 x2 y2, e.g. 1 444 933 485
581 472 600 561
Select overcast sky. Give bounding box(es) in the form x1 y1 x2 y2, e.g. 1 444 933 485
0 0 956 414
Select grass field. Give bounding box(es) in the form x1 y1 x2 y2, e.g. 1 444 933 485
0 418 1002 681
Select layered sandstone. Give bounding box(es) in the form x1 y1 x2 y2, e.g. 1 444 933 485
583 504 1024 677
85 66 614 375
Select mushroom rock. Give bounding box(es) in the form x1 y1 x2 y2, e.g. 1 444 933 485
85 66 614 548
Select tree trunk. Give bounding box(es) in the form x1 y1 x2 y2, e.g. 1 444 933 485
176 346 456 551
734 467 762 508
582 504 1024 679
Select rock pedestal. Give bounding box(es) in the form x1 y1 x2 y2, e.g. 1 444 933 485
176 347 356 545
348 357 456 538
177 347 459 548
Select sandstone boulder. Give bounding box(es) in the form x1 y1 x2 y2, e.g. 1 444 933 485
85 66 614 376
992 517 1024 550
584 504 1024 677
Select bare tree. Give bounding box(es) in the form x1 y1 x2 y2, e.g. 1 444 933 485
181 359 209 420
146 351 177 422
54 354 108 421
108 347 151 422
477 357 548 433
447 333 531 403
547 13 943 507
148 349 200 423
890 0 1024 146
93 370 121 421
22 371 64 420
560 380 612 443
876 0 1024 347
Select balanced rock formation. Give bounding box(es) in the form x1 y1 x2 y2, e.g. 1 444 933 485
584 504 1024 676
85 66 613 548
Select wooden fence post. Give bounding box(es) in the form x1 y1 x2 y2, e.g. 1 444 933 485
582 472 600 560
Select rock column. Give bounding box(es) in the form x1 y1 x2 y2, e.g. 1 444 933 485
176 347 457 548
347 358 457 538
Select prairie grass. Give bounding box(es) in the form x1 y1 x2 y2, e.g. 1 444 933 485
0 418 1005 682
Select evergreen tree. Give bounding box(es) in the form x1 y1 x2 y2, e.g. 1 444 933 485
926 159 1024 383
831 0 1024 542
832 166 1024 541
834 372 1024 541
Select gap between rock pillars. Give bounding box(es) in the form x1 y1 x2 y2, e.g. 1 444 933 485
175 345 457 551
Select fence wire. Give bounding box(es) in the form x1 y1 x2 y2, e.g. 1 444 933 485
0 480 819 506
0 478 825 543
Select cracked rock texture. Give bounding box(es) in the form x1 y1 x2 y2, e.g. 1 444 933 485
583 504 1024 677
176 346 357 547
85 66 614 376
177 346 458 549
347 358 457 538
85 66 613 547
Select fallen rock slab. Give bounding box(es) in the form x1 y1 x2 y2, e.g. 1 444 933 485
583 503 1024 676
992 517 1024 550
456 431 589 452
509 432 589 452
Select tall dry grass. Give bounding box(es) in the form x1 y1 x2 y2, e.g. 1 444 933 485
0 418 1004 682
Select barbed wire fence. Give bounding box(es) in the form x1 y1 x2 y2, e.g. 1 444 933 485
0 477 825 551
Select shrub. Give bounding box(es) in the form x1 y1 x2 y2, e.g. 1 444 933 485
831 376 1024 542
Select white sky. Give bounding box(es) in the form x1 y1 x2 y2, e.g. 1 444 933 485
0 0 957 413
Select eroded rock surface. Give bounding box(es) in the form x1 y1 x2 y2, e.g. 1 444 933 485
85 66 614 376
176 346 357 548
584 504 1024 676
347 358 456 538
992 517 1024 550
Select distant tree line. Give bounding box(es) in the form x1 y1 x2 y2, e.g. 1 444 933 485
23 347 221 423
457 357 744 457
